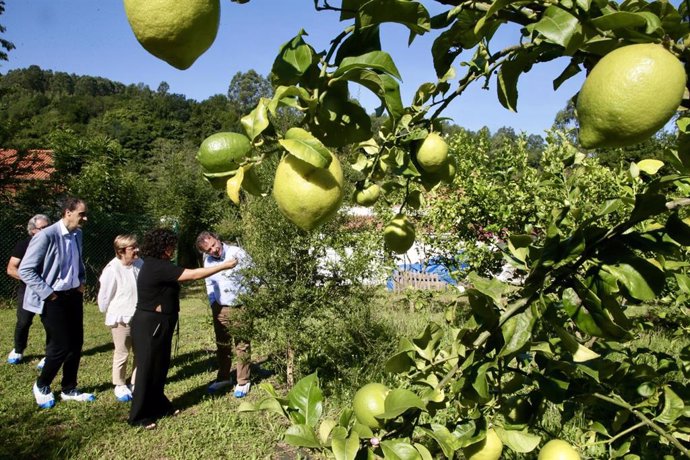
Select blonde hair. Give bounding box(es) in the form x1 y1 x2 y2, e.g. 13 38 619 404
114 234 138 259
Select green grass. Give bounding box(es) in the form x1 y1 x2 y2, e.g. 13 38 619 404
0 286 296 460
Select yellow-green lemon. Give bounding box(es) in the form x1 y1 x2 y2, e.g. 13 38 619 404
462 429 504 460
352 383 389 429
577 43 686 149
273 154 344 231
124 0 220 70
197 132 252 175
383 214 415 254
538 439 581 460
354 184 381 207
416 132 449 172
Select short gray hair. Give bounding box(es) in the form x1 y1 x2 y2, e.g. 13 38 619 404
27 214 51 234
195 231 220 251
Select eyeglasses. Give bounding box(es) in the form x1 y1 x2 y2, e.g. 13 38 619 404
35 225 48 231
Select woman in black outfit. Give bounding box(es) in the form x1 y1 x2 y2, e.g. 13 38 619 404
128 228 237 429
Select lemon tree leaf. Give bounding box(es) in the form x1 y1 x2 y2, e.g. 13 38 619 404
340 0 367 20
287 372 323 427
591 11 661 34
279 128 332 168
418 425 461 458
380 439 423 460
334 25 382 65
472 362 493 400
666 213 690 245
553 59 582 90
414 443 433 460
380 388 426 419
636 159 664 175
241 97 269 142
497 54 530 112
269 85 311 115
272 30 315 85
602 257 665 301
494 427 541 453
318 419 337 445
334 69 404 121
473 0 512 34
285 424 321 448
656 386 685 424
358 0 431 36
311 95 371 147
331 430 359 460
333 50 402 80
226 169 243 205
528 6 579 47
500 310 535 357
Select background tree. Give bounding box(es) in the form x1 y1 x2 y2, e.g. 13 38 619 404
227 69 273 116
0 1 14 64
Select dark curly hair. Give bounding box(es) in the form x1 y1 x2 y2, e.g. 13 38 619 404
140 228 178 259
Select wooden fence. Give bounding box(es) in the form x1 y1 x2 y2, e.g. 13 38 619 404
392 271 448 292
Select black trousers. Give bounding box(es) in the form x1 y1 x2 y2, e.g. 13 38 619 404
128 309 178 426
13 286 35 354
37 289 84 392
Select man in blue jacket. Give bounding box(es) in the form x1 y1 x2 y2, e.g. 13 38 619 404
19 197 95 408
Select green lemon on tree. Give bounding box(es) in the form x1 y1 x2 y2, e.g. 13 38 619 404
352 383 389 429
462 428 504 460
538 439 581 460
416 132 449 172
383 214 415 254
197 132 252 176
124 0 220 70
502 395 533 425
354 184 381 207
272 154 344 231
576 43 686 149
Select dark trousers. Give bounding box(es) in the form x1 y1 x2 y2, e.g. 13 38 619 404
13 286 35 354
129 309 177 426
37 289 84 393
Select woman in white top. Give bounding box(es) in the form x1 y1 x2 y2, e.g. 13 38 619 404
97 234 143 402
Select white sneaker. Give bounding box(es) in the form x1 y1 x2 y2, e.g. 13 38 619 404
60 389 96 402
36 357 46 370
207 380 233 393
114 385 132 402
7 349 22 364
33 382 55 409
234 382 251 398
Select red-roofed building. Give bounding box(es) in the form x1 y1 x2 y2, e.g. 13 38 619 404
0 149 55 193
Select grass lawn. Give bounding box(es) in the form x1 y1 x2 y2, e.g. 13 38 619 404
0 286 296 460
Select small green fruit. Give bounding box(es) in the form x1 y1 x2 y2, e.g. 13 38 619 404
354 184 381 206
197 132 252 175
383 214 415 254
416 132 449 172
462 429 504 460
538 439 581 460
352 383 389 429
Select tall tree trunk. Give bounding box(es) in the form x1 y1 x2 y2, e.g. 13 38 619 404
286 345 295 388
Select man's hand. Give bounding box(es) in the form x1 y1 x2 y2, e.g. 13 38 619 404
77 284 85 293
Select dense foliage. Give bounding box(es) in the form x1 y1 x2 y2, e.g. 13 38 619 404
221 0 690 458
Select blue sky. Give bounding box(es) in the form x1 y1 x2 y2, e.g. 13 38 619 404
2 0 585 135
